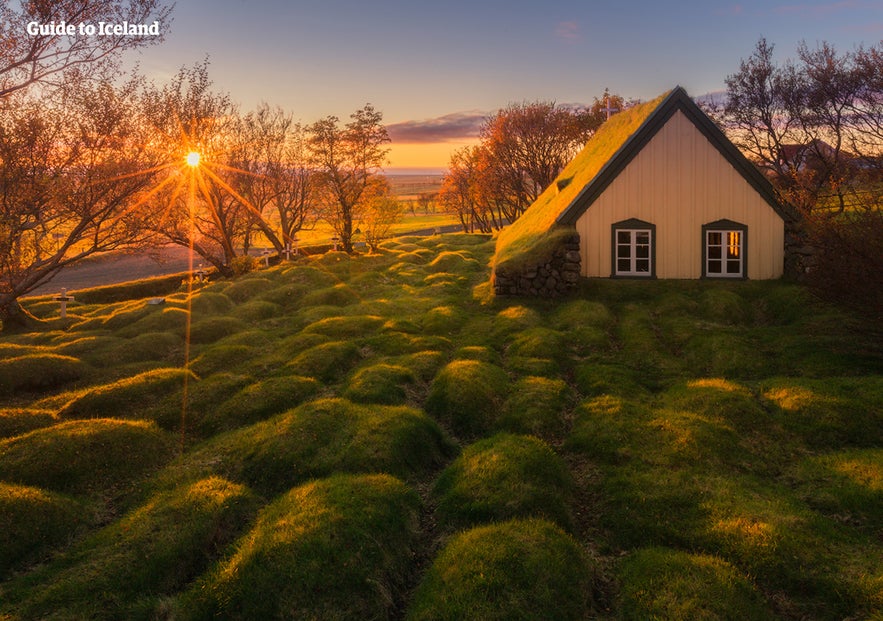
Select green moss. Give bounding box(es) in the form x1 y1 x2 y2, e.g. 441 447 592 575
425 360 510 437
422 305 467 334
180 474 420 620
190 344 252 376
188 291 235 315
407 519 595 621
617 547 770 620
427 251 481 273
231 299 281 321
434 434 573 531
574 363 647 398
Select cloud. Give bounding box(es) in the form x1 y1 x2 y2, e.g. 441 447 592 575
716 4 745 16
385 111 487 144
555 21 581 41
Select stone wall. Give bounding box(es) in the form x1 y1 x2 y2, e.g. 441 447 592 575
493 232 581 296
783 215 816 280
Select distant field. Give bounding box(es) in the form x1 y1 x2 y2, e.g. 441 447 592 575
386 173 443 200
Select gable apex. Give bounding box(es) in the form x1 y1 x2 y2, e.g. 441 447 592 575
556 86 789 225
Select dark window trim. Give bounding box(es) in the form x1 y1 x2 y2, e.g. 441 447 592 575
702 219 748 279
611 218 657 279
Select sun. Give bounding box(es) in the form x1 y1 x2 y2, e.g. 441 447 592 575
185 151 201 167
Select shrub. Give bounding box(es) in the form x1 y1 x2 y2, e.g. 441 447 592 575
804 209 883 321
0 354 89 395
407 519 595 621
158 398 454 497
425 360 510 437
180 474 420 620
0 483 90 578
0 419 174 497
286 340 362 383
500 376 572 438
344 363 416 405
8 478 258 620
230 254 262 276
434 434 573 531
616 547 770 620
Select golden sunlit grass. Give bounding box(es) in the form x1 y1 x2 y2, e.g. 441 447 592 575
2 237 882 619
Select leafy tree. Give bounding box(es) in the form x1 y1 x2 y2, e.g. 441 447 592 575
0 0 172 99
308 105 390 253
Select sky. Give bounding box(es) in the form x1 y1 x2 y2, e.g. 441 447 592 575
121 0 883 171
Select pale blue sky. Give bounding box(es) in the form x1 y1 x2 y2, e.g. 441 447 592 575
124 0 882 165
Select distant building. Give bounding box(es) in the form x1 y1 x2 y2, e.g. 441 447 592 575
492 87 796 295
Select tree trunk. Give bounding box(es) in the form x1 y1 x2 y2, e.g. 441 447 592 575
0 297 44 332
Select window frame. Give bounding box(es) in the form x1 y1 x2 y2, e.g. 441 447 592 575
702 219 748 279
611 218 656 278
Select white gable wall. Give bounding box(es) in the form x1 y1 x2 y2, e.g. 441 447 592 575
574 110 785 279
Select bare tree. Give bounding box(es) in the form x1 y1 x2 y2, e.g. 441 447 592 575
720 38 883 213
442 95 622 228
0 0 172 99
233 104 316 258
0 79 161 328
141 62 252 276
360 177 403 252
308 104 390 253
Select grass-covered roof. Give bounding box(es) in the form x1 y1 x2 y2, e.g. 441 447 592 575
492 90 671 274
492 86 789 275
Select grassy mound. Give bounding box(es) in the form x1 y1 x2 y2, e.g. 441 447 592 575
500 376 572 438
208 375 321 433
425 360 509 437
0 483 90 578
286 340 362 382
58 368 192 424
180 474 420 620
616 547 770 620
0 354 89 395
433 433 573 531
0 408 56 439
407 519 595 620
6 477 258 620
344 363 417 405
0 419 175 497
159 398 454 497
189 316 247 344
